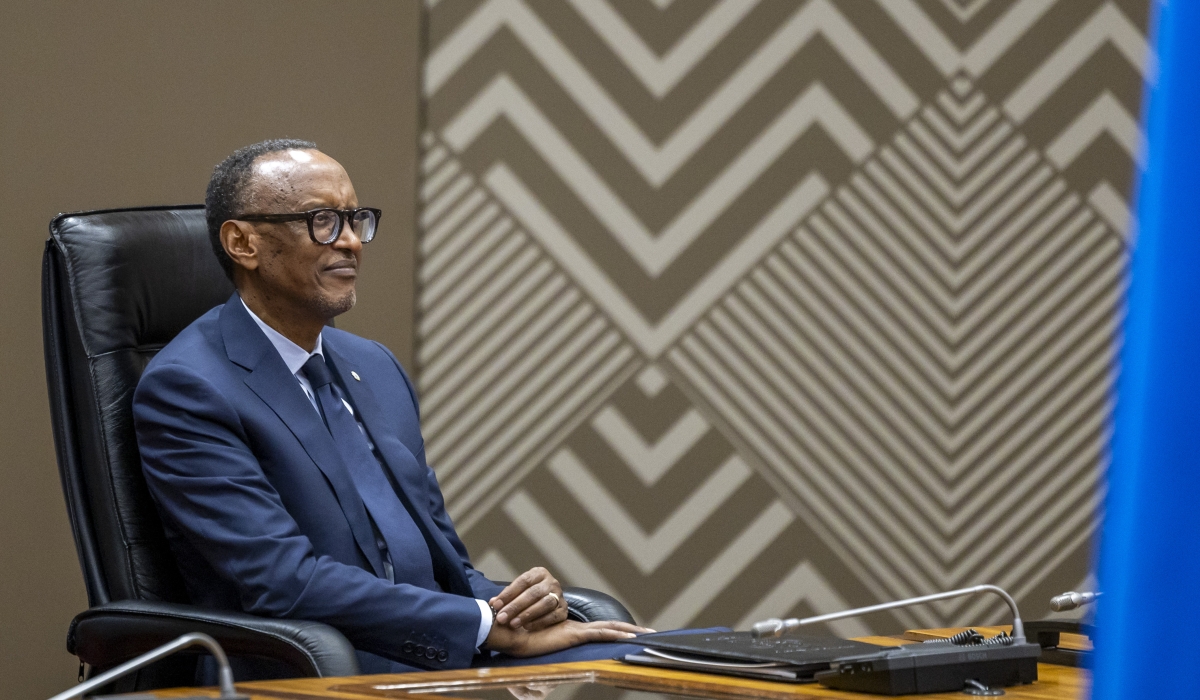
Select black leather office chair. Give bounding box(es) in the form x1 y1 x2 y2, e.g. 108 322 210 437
42 205 633 691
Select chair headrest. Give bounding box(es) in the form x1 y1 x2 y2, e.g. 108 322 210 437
48 206 234 356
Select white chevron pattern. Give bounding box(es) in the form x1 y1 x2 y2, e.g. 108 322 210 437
421 0 1148 628
428 0 916 191
591 405 709 486
1047 91 1144 168
445 78 869 276
878 0 1056 77
1004 3 1150 123
548 448 751 575
669 81 1121 625
567 0 758 98
489 164 829 356
736 561 871 638
418 135 640 524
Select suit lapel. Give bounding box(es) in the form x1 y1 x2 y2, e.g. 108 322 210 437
324 341 471 593
220 296 386 579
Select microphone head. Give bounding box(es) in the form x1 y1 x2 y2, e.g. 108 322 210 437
751 619 785 638
1050 591 1099 612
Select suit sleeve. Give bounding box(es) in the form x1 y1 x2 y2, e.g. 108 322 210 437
133 361 484 669
378 342 505 602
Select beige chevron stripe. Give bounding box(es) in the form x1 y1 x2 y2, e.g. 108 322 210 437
753 231 1118 513
548 448 752 575
671 231 1117 596
876 0 1056 77
590 405 709 486
423 0 1147 627
669 337 943 597
635 365 670 397
735 561 871 638
1046 91 1144 168
428 0 914 188
567 0 758 98
659 82 1123 602
824 180 1071 332
418 141 641 522
736 245 1119 516
1004 3 1150 123
433 322 625 482
444 78 870 276
488 165 829 357
911 110 1009 176
683 319 954 585
804 201 1119 423
673 327 1105 623
422 197 499 282
448 349 639 532
758 207 1113 480
651 501 794 630
932 0 1003 23
1089 182 1135 240
466 369 830 630
420 221 526 337
764 214 1095 438
420 172 474 229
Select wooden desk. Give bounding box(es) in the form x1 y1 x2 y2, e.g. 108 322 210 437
143 630 1088 700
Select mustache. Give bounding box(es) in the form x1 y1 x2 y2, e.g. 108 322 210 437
323 255 358 270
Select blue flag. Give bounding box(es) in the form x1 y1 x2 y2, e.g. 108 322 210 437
1091 1 1200 697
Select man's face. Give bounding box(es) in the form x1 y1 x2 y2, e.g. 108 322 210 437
240 149 362 321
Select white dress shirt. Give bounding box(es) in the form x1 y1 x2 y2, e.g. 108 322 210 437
241 300 493 649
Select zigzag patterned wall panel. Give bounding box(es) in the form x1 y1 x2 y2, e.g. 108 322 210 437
418 0 1149 631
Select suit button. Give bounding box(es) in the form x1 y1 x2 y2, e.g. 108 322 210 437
425 647 438 660
437 651 449 663
415 644 426 657
403 642 414 654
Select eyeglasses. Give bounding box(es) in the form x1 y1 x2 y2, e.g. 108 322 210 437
237 207 381 245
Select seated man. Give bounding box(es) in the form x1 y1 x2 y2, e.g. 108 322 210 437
134 139 649 674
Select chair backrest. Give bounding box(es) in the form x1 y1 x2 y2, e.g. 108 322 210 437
43 205 235 606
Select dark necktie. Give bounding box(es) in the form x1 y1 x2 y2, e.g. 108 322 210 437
301 354 441 591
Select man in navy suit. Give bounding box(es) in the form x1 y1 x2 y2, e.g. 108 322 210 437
133 139 648 674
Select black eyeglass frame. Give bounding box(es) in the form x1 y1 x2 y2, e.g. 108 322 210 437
236 207 382 245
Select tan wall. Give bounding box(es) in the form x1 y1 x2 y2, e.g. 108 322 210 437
0 1 421 696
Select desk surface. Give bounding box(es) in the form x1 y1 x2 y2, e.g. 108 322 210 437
144 629 1088 700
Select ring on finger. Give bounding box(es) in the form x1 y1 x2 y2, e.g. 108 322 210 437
547 592 562 608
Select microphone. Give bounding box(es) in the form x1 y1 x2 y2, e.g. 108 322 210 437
48 632 248 700
1049 590 1101 612
751 584 1026 642
750 585 1042 694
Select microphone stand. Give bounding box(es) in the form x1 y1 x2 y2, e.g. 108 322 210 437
751 584 1026 642
47 632 249 700
751 585 1041 695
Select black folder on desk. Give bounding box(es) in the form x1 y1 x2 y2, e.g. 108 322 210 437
624 630 885 682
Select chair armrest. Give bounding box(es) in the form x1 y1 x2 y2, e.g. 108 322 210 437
562 587 636 625
68 600 360 678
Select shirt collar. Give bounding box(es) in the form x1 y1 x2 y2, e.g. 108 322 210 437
241 298 323 376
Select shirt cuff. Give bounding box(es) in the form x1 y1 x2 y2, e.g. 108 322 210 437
475 599 493 649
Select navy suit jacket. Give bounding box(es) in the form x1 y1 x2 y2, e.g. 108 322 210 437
133 294 502 670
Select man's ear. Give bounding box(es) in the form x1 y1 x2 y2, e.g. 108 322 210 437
220 220 260 272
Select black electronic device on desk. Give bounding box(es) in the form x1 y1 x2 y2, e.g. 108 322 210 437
626 630 885 681
815 628 1038 695
623 584 1042 696
753 584 1041 696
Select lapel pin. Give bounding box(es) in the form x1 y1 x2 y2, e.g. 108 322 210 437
351 371 361 381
